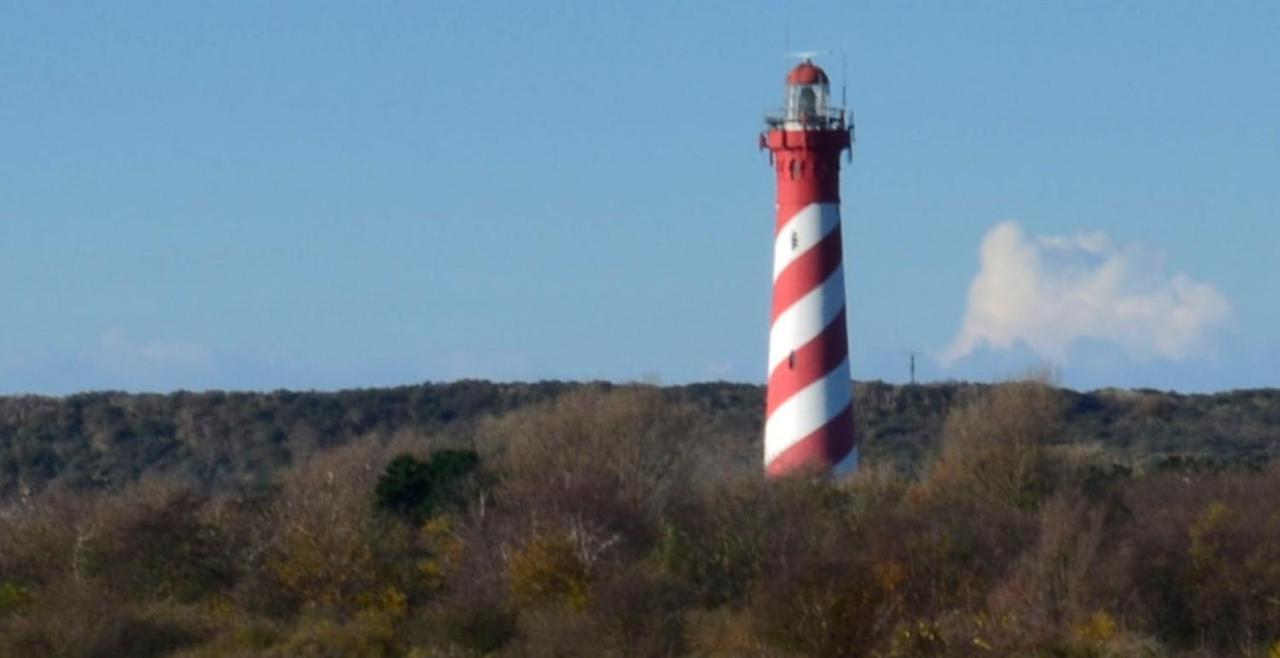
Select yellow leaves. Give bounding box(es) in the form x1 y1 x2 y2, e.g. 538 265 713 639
422 515 453 540
416 515 464 596
1269 640 1280 658
1189 501 1235 569
381 587 408 618
1073 611 1119 644
417 558 447 594
507 534 589 611
1192 501 1234 536
0 582 32 614
269 523 377 607
356 586 408 619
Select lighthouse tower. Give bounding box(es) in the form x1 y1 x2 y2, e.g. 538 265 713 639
761 60 857 477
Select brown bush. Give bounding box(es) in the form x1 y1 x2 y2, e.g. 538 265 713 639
480 386 705 521
582 565 689 658
88 479 236 602
658 475 774 608
1117 470 1280 653
0 489 86 588
257 438 412 612
738 477 888 657
0 582 210 658
985 495 1108 644
926 375 1065 511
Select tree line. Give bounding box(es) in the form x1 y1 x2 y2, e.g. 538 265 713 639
1 380 1276 500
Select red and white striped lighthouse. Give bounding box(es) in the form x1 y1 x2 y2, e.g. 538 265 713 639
761 60 857 477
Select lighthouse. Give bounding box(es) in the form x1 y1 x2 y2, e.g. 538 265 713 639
761 59 857 477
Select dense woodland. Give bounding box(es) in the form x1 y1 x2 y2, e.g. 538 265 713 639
1 379 1279 656
1 380 1277 499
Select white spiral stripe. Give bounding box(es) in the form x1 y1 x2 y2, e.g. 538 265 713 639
773 203 841 281
763 359 853 465
767 266 847 374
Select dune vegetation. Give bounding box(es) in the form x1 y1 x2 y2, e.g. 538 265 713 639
1 379 1278 656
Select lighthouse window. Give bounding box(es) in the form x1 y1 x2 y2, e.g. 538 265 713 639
791 231 799 250
799 86 817 120
788 351 796 369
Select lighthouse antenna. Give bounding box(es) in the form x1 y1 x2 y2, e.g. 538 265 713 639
841 39 848 111
785 49 830 62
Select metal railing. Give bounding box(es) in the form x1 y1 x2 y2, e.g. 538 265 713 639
764 107 848 130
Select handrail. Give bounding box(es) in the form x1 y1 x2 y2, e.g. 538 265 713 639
764 107 848 130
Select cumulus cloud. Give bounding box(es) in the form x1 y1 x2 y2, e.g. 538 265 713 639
941 221 1232 365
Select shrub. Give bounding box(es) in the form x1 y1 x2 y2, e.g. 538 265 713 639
375 449 481 523
584 566 689 657
0 582 32 615
266 610 397 658
481 386 704 522
750 551 886 658
440 600 516 655
988 496 1106 634
927 376 1064 511
508 534 590 611
261 439 406 611
89 482 237 602
1119 471 1280 651
658 477 772 607
0 585 208 658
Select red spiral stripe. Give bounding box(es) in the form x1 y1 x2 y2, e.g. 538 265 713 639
763 127 856 477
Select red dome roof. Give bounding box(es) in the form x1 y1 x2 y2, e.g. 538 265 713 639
786 61 829 85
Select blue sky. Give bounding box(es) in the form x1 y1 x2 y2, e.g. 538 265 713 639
1 1 1276 394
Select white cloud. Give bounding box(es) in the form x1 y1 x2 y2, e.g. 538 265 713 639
941 221 1232 365
84 330 217 377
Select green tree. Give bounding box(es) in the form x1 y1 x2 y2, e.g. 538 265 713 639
374 450 480 522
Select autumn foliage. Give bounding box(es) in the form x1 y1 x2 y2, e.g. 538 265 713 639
1 382 1278 657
